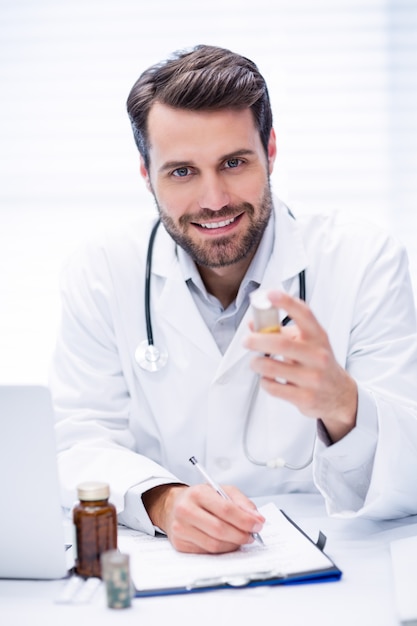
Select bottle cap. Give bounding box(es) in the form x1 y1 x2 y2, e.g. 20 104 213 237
77 481 110 501
249 289 272 310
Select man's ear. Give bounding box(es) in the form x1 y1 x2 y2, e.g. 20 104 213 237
140 157 152 192
267 129 277 175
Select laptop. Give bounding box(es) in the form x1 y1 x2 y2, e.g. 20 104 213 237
0 385 72 579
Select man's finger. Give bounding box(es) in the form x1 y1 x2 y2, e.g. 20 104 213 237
268 290 323 339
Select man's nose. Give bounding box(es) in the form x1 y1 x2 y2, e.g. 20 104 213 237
197 173 230 211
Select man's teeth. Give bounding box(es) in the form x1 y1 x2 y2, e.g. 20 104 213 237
200 217 236 229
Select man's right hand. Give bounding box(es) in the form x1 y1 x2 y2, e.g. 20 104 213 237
142 483 265 554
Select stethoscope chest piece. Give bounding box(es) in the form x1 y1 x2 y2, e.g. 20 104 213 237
135 340 168 372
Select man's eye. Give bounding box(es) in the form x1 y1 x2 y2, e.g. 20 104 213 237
225 158 242 169
172 167 190 177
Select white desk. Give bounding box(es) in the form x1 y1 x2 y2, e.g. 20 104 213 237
1 494 416 626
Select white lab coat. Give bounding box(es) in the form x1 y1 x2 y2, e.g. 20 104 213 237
50 198 417 532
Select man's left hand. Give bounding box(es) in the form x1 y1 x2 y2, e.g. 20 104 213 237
244 290 358 442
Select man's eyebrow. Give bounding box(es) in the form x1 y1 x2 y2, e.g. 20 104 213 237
158 149 256 174
220 149 256 162
158 160 192 174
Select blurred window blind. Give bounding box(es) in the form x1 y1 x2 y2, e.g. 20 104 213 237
0 0 416 221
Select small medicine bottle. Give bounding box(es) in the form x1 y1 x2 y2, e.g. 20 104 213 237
73 481 117 578
249 289 281 333
101 550 132 609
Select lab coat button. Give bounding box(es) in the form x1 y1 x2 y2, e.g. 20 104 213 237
216 457 231 470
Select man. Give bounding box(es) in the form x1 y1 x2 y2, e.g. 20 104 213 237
50 45 417 555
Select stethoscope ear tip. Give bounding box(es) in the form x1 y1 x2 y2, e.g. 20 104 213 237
135 340 168 372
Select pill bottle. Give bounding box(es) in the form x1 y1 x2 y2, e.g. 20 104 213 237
73 481 117 578
249 289 281 333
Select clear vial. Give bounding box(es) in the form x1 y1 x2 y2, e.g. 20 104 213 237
249 289 281 333
101 550 132 609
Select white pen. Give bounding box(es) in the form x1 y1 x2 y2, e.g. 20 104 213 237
189 456 264 545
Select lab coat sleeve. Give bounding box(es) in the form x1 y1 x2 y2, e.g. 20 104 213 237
49 243 183 533
118 480 181 534
313 232 417 519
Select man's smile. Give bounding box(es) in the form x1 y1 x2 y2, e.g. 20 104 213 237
192 213 244 231
199 216 236 229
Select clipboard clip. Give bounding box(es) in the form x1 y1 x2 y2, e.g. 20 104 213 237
315 531 327 552
188 569 285 590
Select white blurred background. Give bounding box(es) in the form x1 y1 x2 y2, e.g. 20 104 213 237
1 0 416 384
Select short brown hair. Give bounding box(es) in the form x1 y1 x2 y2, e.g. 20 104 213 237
126 44 273 170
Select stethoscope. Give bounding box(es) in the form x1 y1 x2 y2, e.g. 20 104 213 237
135 217 315 470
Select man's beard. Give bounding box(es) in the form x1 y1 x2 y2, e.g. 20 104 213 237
153 182 273 269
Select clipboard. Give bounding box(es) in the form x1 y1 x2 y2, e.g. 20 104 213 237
118 503 342 597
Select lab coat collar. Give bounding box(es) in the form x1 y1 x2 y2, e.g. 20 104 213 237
262 196 307 287
150 198 309 367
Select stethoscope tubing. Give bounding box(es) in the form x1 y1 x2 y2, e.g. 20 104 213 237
242 273 314 471
144 219 162 347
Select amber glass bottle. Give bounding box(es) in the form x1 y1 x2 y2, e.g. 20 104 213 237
73 481 117 578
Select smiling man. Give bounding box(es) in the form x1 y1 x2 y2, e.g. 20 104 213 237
51 45 417 555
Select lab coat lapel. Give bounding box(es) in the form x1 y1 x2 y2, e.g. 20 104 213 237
151 225 220 360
